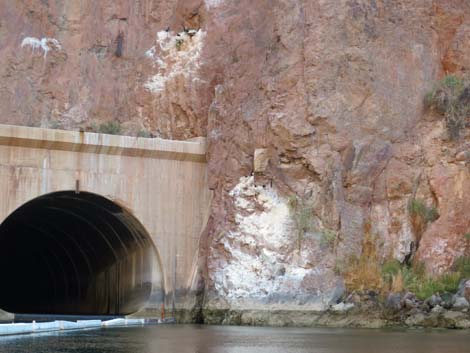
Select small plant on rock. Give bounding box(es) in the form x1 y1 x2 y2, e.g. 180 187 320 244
453 256 470 279
425 74 470 140
48 119 61 129
288 196 314 251
320 229 337 249
334 258 346 275
406 270 461 300
98 121 122 135
137 129 152 138
382 260 463 300
175 38 184 50
26 119 41 128
382 259 402 287
408 199 439 223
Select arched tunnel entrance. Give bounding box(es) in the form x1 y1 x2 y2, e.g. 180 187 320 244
0 191 163 316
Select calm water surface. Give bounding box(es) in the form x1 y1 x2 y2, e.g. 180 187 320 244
0 325 469 353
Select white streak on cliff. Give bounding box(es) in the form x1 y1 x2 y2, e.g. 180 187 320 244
211 176 316 304
395 218 414 262
144 30 205 93
230 177 292 249
21 37 61 58
205 0 225 9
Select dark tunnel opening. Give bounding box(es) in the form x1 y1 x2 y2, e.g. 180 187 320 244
0 191 162 316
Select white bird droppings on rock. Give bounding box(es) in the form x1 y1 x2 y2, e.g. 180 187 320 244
21 37 61 58
205 0 225 9
144 30 206 94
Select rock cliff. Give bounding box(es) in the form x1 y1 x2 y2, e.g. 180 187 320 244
2 0 470 319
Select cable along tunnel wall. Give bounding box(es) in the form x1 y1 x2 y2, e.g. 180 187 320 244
0 191 163 315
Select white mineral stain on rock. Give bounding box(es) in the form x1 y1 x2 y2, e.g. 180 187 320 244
144 30 205 94
229 176 292 249
210 176 337 310
395 218 414 262
205 0 225 9
21 37 61 58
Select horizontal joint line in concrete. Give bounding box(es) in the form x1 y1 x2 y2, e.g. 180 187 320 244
0 125 207 163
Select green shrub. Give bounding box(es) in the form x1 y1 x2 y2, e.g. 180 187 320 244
440 272 462 292
381 260 462 300
408 199 439 223
98 121 122 135
334 258 346 275
319 229 337 248
288 196 315 251
381 259 403 292
382 259 402 280
137 129 152 138
48 119 61 129
425 74 470 140
443 75 464 90
425 75 465 113
453 256 470 279
26 120 41 128
406 272 461 300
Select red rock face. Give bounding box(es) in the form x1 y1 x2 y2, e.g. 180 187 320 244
2 0 470 309
415 164 470 274
0 0 211 138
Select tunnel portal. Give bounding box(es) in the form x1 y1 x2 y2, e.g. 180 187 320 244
0 191 162 316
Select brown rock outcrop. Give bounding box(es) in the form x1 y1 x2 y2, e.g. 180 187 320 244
0 0 211 138
203 0 470 310
415 163 470 274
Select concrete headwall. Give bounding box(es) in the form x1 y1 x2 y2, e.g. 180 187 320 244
0 124 212 313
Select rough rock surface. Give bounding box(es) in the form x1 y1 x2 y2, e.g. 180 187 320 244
0 0 210 138
3 0 470 321
203 0 470 312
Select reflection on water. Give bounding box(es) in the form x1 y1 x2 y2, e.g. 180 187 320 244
0 325 469 353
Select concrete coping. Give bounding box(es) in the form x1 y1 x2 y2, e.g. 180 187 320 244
0 124 207 162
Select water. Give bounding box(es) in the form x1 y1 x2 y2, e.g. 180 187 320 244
0 325 469 353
